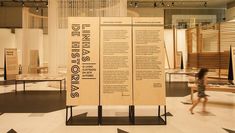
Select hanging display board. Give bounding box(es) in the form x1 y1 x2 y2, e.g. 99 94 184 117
67 17 100 106
133 17 166 105
100 17 133 105
4 48 18 80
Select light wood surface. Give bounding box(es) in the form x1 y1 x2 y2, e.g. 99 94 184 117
16 74 65 81
188 83 235 102
67 17 99 106
5 48 18 80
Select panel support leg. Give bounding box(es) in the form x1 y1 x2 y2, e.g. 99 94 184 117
132 105 135 124
98 105 102 125
164 105 167 125
64 79 66 90
15 80 17 93
23 81 25 92
70 106 73 120
66 106 68 125
158 105 160 117
129 105 132 120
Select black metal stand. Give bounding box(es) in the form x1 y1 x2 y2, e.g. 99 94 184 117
65 105 167 126
66 106 99 125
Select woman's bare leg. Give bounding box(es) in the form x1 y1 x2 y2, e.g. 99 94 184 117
202 97 208 112
189 98 201 114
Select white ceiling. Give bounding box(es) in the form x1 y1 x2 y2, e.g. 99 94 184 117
127 0 235 8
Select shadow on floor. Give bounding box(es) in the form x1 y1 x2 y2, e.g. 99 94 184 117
0 91 66 113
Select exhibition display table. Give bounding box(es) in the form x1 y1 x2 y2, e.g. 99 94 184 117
188 83 235 102
14 74 66 93
165 69 198 82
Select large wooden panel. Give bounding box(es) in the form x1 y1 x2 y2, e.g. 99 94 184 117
4 48 18 80
187 53 198 68
100 17 132 105
133 17 166 105
67 17 99 106
221 22 235 52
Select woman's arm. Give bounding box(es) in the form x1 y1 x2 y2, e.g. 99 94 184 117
204 76 208 88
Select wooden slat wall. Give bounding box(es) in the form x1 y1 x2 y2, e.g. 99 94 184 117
186 29 192 53
187 53 198 68
198 53 220 69
188 52 229 69
220 22 235 51
187 22 234 73
201 29 219 52
220 51 230 69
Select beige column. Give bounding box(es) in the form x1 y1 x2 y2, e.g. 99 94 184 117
48 0 59 74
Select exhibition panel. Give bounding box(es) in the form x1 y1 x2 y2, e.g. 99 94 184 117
4 48 18 80
133 17 165 105
100 17 133 105
1 0 235 132
67 17 100 106
65 17 167 125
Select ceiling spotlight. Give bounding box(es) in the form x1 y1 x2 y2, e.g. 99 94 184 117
204 2 207 7
129 1 133 6
154 2 157 8
135 2 138 8
69 1 72 7
22 2 25 7
36 7 39 12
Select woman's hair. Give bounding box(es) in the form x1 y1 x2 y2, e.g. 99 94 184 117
197 68 208 80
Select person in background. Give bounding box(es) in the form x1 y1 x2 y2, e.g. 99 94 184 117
189 68 209 114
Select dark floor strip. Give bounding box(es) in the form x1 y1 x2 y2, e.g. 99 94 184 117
0 82 189 113
0 91 66 113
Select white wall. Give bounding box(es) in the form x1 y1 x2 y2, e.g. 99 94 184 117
164 29 174 68
176 29 187 68
164 29 187 69
226 7 235 21
0 29 16 68
0 29 45 73
15 29 23 65
128 8 164 17
43 34 49 64
20 29 44 73
57 29 68 68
